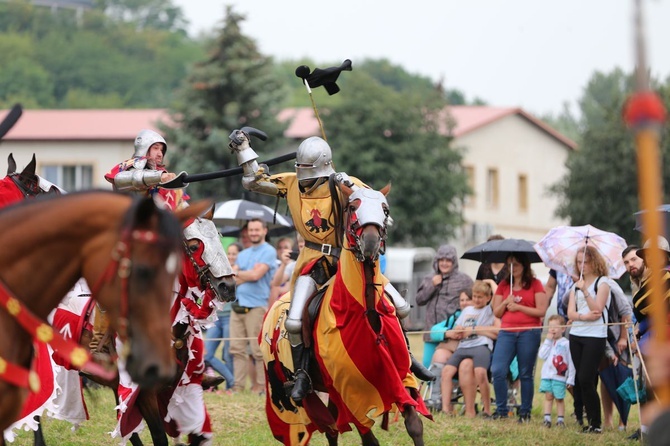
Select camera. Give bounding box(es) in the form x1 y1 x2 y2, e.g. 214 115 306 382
289 249 300 261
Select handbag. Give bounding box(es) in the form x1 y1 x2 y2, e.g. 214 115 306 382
616 376 647 405
231 300 251 314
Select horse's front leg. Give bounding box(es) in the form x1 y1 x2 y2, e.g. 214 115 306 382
135 390 169 446
325 431 338 446
33 416 47 446
356 428 380 446
402 403 424 446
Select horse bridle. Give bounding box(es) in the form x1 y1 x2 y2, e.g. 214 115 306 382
344 188 390 262
9 173 43 197
90 228 166 342
0 228 162 391
183 239 219 299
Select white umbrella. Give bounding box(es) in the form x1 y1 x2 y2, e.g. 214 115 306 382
213 199 293 232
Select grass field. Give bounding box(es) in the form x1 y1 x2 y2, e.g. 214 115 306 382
8 388 639 445
8 333 640 445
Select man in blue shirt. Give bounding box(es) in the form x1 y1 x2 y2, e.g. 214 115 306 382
229 218 277 393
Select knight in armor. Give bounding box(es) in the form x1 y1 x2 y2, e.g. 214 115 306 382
104 129 188 211
95 130 189 353
228 130 434 404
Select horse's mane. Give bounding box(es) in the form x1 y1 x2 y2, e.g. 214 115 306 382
121 193 182 244
328 174 347 248
0 190 181 246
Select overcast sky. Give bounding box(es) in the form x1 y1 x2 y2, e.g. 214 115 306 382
171 0 670 118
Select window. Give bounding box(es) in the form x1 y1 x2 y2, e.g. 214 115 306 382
41 164 93 191
464 165 475 207
518 174 528 212
486 168 499 208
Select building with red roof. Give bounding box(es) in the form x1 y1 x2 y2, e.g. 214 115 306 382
0 106 573 275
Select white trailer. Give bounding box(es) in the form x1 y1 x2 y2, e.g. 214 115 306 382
384 247 436 331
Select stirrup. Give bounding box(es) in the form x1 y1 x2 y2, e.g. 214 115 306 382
290 369 312 404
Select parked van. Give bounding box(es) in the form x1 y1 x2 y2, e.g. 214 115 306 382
384 247 436 331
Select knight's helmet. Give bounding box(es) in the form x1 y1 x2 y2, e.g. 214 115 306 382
295 136 335 181
133 129 167 158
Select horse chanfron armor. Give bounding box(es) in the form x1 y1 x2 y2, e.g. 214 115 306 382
183 217 235 281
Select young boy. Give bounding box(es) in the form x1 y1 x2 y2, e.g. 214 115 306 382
441 281 499 417
425 289 474 411
538 314 574 428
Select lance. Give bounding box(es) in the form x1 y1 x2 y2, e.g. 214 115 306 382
623 0 669 403
0 104 22 140
160 127 296 190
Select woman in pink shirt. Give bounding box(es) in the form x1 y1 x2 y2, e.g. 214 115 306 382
489 254 548 422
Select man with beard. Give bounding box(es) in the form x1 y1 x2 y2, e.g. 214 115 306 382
105 129 187 211
622 244 645 293
229 218 276 393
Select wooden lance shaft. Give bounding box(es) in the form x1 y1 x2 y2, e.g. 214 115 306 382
636 126 670 404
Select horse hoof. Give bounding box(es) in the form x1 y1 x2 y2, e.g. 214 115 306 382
201 375 225 391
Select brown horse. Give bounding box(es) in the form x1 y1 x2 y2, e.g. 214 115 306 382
261 183 430 446
28 208 235 446
0 191 209 441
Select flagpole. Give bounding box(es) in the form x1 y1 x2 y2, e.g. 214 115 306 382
302 79 328 141
624 0 669 404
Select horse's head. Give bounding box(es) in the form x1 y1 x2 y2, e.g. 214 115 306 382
7 153 63 197
340 182 392 262
94 197 212 388
182 205 236 302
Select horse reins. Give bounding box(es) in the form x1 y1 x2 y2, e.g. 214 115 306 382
0 227 164 392
90 228 162 342
183 239 216 297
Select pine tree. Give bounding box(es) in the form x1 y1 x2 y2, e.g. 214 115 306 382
163 6 288 203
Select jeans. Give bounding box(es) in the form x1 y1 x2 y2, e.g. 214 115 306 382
204 313 234 389
491 329 541 416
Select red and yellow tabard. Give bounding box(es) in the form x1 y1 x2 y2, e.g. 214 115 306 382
268 172 365 285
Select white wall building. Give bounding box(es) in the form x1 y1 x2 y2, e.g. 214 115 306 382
0 105 575 281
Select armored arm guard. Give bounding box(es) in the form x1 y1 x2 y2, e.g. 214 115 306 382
335 172 354 188
113 169 163 192
229 129 279 196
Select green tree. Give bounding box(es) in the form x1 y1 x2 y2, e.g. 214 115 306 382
541 102 581 144
163 6 288 203
0 0 202 108
551 68 670 245
325 72 469 245
0 32 53 107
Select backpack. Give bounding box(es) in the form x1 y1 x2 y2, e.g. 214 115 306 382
593 277 623 350
574 276 617 344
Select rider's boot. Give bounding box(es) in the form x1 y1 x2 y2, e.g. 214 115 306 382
285 275 318 405
290 342 312 405
410 353 436 382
